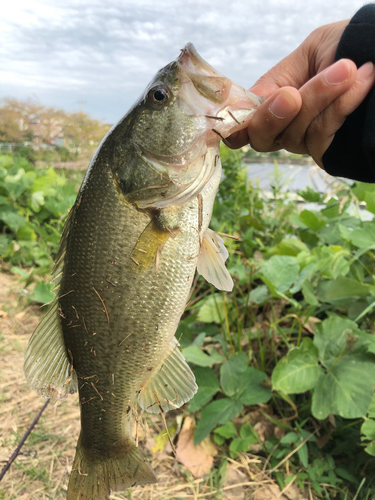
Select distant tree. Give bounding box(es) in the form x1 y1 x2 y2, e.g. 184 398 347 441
0 98 110 159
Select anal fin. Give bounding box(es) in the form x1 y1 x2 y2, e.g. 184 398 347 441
138 338 197 414
197 228 234 291
24 299 77 401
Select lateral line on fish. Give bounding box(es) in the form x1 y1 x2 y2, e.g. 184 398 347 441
92 287 110 324
212 128 231 147
217 231 240 240
227 110 240 125
130 256 140 266
118 332 133 347
91 382 103 400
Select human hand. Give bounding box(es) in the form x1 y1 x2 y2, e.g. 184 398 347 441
227 21 375 168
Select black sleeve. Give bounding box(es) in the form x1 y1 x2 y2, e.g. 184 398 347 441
323 4 375 183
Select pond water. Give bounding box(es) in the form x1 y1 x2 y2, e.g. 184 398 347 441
245 161 372 220
245 161 346 193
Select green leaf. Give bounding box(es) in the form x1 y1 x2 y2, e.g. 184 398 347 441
361 419 375 442
290 262 317 294
297 187 322 203
237 367 272 405
194 398 243 444
182 346 223 367
0 211 27 232
364 441 375 456
16 224 37 241
192 332 206 347
249 285 269 305
352 181 375 202
302 280 318 306
366 392 375 419
188 367 220 412
280 432 298 445
214 434 225 445
196 295 225 323
220 353 247 397
313 316 368 369
299 210 326 231
11 266 29 277
214 421 237 439
322 197 340 218
297 444 309 468
29 282 55 304
29 191 45 212
0 234 9 255
348 224 375 249
260 255 300 294
272 338 323 394
273 238 308 256
317 276 375 302
311 354 375 420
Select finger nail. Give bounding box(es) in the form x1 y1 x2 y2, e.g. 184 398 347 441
269 91 297 119
325 60 350 85
357 61 374 81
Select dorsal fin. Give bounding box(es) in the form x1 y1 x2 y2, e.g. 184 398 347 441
24 300 77 400
24 207 77 401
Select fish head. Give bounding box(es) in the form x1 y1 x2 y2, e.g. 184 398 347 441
112 44 263 208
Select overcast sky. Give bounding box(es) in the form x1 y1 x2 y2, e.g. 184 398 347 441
0 0 368 124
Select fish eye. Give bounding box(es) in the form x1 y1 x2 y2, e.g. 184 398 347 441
148 86 170 106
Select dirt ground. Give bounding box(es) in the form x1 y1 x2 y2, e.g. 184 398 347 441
0 271 309 500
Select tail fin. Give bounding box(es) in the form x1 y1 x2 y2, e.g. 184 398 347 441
67 436 157 499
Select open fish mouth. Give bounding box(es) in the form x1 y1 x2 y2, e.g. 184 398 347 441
176 43 264 141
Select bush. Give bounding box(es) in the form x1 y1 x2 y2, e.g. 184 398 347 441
0 153 77 274
181 146 375 497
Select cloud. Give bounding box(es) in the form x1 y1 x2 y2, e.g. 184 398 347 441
0 0 367 122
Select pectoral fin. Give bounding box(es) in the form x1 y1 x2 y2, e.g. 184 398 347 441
138 338 197 414
130 216 170 269
197 228 233 291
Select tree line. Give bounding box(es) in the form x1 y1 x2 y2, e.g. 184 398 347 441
0 98 110 161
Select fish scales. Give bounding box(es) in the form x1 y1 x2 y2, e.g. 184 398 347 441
61 164 211 447
24 43 263 499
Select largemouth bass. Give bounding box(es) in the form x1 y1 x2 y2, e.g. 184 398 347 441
24 44 262 499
